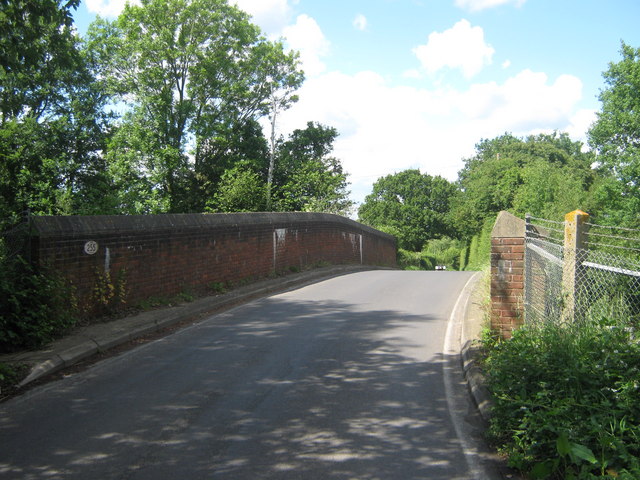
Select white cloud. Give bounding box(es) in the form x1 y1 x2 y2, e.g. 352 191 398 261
455 0 526 12
353 14 368 31
85 0 296 28
565 109 597 144
402 69 423 79
502 59 511 69
413 19 495 79
85 0 138 17
275 67 586 206
282 14 330 77
457 70 583 131
233 0 297 35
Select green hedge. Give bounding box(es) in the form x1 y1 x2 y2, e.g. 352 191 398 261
0 255 77 352
465 215 496 271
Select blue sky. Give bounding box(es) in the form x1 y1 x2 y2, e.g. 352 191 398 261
73 0 640 206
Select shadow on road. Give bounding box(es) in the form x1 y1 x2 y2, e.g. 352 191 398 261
0 294 497 479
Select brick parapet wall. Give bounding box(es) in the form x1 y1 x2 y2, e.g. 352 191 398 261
490 212 526 339
30 213 397 318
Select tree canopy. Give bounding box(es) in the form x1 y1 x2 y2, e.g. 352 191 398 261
86 0 303 212
588 42 640 227
358 170 457 251
0 0 357 223
271 122 353 215
0 0 112 223
450 132 595 238
206 122 353 215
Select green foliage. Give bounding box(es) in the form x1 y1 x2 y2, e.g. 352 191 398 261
397 249 434 270
177 287 195 303
423 237 464 270
90 268 128 316
358 169 457 251
485 316 640 479
451 132 595 238
465 215 495 271
511 159 592 220
208 282 227 294
195 120 271 212
272 122 353 215
203 122 353 215
0 0 113 220
207 161 267 212
87 0 303 213
395 233 466 272
0 0 80 121
0 362 29 395
588 42 640 228
459 244 469 271
0 254 77 352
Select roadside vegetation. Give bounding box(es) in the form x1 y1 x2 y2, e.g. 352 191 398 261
359 41 640 478
474 45 640 479
357 129 599 271
484 315 640 479
358 45 640 277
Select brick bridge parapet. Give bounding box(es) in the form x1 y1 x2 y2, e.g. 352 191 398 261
30 212 397 318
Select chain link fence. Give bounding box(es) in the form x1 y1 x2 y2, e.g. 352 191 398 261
525 214 640 325
524 216 565 323
579 222 640 323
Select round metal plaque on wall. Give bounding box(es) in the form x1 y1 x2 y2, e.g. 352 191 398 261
84 240 99 255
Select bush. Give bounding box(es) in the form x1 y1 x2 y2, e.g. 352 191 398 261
422 237 463 270
485 317 640 479
397 248 437 270
465 215 496 270
398 249 422 269
0 256 77 352
0 362 29 394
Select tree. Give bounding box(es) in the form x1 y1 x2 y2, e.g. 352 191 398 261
207 161 266 212
451 132 595 237
0 0 112 223
358 170 457 251
87 0 303 212
191 119 270 212
265 47 303 210
511 160 592 220
272 122 353 215
0 0 80 123
588 42 640 227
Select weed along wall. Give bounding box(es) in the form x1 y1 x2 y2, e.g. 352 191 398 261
30 212 397 317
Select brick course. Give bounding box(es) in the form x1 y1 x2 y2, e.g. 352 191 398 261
490 212 526 339
31 213 396 318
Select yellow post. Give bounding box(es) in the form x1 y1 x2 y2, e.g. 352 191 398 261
562 210 589 323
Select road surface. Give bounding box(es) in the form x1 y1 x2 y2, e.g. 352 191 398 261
0 270 504 479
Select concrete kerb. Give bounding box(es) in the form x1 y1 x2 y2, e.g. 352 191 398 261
6 264 386 388
460 271 493 422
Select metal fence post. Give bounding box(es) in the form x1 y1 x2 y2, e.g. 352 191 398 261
562 209 589 323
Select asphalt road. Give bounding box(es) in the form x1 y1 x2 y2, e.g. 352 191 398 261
0 270 503 480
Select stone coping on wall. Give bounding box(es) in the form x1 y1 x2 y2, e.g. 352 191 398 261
29 212 395 242
491 210 525 238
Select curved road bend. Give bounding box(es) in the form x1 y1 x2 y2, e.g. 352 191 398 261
0 270 504 479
